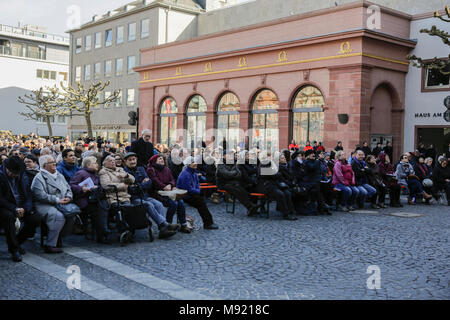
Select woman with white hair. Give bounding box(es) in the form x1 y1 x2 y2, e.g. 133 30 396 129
31 155 76 253
176 156 218 230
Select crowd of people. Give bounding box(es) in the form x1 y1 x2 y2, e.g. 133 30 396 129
0 131 449 263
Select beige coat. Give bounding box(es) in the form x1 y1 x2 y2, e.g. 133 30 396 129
99 167 135 204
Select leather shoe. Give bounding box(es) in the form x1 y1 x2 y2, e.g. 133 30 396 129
180 225 191 233
44 246 63 254
167 223 179 232
11 251 22 262
283 214 298 221
18 247 26 255
159 227 176 239
204 223 219 230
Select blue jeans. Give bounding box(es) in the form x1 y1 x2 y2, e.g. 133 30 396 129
334 184 360 206
160 196 187 225
132 197 167 229
407 179 424 197
356 184 377 206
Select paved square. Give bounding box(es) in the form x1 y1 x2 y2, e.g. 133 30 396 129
0 197 449 300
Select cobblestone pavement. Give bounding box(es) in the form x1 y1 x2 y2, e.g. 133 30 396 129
1 196 449 300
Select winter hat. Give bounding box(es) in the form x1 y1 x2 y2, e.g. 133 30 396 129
305 149 315 158
149 154 163 164
183 156 195 166
5 156 23 175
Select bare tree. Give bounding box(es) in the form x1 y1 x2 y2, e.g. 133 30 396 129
17 87 69 137
58 80 120 137
408 6 450 75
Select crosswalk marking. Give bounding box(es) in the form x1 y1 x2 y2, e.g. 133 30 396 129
22 253 131 300
63 246 220 300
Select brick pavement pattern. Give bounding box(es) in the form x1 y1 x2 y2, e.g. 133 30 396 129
0 197 448 300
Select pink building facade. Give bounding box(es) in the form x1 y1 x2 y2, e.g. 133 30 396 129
136 1 416 160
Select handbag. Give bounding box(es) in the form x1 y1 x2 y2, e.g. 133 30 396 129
56 203 81 218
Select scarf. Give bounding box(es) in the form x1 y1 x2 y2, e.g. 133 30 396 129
41 168 59 179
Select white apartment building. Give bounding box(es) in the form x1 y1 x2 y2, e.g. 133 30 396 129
0 24 70 137
404 11 450 157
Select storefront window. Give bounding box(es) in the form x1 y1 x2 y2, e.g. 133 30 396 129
186 95 207 149
291 85 324 147
160 97 178 147
251 89 279 151
217 92 240 150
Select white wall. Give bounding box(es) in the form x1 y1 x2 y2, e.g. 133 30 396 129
157 7 197 44
404 16 449 153
0 55 69 136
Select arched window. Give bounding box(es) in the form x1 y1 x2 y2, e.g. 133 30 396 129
159 97 177 147
216 92 240 150
291 85 324 147
186 95 207 149
251 89 279 151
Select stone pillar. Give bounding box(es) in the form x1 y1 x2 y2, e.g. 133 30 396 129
278 100 290 151
326 65 371 153
239 102 251 149
139 88 154 136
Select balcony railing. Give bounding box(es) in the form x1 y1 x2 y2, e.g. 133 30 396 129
0 24 69 43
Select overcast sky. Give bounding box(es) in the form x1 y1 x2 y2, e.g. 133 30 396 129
0 0 248 36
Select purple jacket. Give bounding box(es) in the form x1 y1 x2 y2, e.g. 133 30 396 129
70 168 100 209
147 164 176 191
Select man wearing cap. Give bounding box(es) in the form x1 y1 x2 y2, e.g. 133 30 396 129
0 156 41 262
177 156 218 230
123 152 178 239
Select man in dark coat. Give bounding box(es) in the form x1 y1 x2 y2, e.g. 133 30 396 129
372 142 383 158
0 156 41 262
216 153 259 216
361 141 372 157
303 149 330 215
432 157 450 206
130 129 155 167
382 141 393 162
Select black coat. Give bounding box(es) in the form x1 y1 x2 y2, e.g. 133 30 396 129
303 159 322 184
168 155 183 181
130 138 154 167
0 165 33 214
351 158 369 186
383 146 393 161
362 146 372 156
289 159 306 185
216 164 241 189
238 163 258 189
432 163 450 189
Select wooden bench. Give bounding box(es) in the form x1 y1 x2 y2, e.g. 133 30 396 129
217 189 235 214
250 193 271 218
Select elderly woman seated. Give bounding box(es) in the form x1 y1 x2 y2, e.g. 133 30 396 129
99 155 177 239
31 154 77 253
70 156 110 244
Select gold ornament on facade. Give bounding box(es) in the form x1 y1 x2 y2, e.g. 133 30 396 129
204 62 212 72
238 57 247 67
338 41 353 54
277 51 288 62
176 66 182 75
143 72 149 80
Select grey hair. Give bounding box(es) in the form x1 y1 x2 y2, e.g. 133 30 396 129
40 147 52 156
39 154 54 167
424 157 433 163
102 155 116 166
82 156 98 168
142 129 152 136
